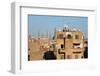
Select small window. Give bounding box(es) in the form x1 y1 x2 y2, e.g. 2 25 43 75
81 56 83 58
60 54 65 59
28 55 30 61
75 35 79 39
52 44 55 49
61 44 64 49
67 55 71 59
28 48 30 51
57 34 63 39
75 55 78 59
67 34 72 39
85 41 88 44
73 51 81 53
73 43 81 48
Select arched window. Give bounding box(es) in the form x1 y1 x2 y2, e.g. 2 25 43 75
67 34 72 39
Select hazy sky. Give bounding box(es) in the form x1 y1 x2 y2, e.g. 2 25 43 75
28 15 88 38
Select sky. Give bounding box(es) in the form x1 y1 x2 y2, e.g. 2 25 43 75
28 15 88 38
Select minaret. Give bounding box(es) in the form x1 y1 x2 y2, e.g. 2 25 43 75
54 27 57 39
46 30 49 38
38 31 40 38
49 32 52 40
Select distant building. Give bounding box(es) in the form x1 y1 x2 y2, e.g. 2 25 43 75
28 34 52 60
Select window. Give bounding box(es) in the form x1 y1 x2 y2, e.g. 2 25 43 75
57 34 63 39
61 44 64 49
67 55 71 59
81 56 83 58
75 55 78 59
84 47 88 58
60 54 65 59
85 41 88 44
73 43 81 48
73 51 81 53
67 34 72 39
75 35 79 39
28 48 30 51
52 44 55 50
28 55 30 61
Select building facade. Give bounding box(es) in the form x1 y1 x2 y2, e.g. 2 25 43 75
28 35 52 60
54 26 85 59
28 25 88 60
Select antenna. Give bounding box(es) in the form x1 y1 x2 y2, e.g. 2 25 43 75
46 30 49 38
54 27 57 39
38 30 40 38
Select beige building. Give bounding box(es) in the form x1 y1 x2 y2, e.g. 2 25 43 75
54 26 85 59
28 35 52 60
28 25 88 60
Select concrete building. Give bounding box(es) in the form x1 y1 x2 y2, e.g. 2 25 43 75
28 25 88 61
28 34 52 60
54 25 86 59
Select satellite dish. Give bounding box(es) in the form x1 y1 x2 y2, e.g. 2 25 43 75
64 24 68 28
